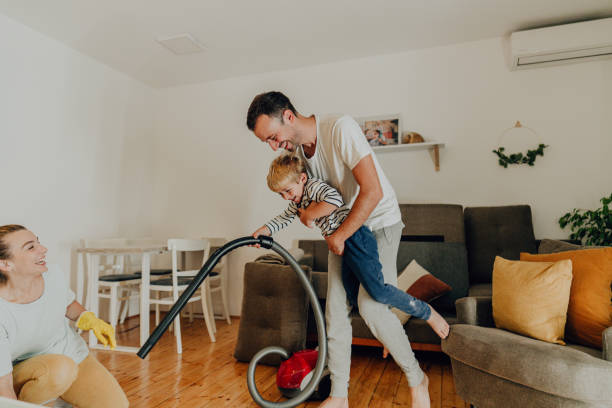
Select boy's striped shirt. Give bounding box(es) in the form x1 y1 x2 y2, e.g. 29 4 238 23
265 178 350 237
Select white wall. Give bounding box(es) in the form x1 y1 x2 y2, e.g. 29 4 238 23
0 14 157 293
152 37 612 316
2 13 608 319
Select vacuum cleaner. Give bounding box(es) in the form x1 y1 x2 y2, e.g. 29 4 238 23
137 235 328 408
277 349 330 400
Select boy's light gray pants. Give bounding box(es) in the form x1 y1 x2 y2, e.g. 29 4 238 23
326 221 425 397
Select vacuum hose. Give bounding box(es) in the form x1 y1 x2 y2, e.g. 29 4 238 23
137 236 327 408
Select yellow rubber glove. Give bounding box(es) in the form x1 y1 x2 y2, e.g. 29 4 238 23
77 311 116 349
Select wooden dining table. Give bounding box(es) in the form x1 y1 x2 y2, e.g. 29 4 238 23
76 245 167 353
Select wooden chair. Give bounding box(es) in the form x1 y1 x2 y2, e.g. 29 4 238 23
81 238 141 329
148 238 215 353
120 237 172 324
204 237 231 324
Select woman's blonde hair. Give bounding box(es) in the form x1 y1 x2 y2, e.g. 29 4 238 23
0 224 26 285
267 154 306 192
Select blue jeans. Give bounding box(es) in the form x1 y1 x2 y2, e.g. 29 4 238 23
341 226 431 320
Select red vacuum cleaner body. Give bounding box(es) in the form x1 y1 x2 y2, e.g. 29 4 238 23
276 349 330 401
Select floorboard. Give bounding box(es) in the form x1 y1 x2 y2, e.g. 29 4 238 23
88 314 467 407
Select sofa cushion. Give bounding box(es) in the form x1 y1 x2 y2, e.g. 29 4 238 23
350 310 459 344
492 256 573 345
405 313 459 344
521 247 612 349
539 239 605 254
464 205 537 284
468 283 492 297
442 324 612 403
392 260 452 324
396 242 469 313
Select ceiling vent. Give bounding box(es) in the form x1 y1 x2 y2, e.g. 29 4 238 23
510 17 612 70
157 33 205 55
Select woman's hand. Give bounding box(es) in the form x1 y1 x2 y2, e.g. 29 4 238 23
77 311 116 349
0 373 17 399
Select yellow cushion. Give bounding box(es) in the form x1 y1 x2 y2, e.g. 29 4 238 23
492 256 573 345
521 247 612 349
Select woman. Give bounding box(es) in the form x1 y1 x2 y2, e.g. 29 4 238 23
0 224 128 407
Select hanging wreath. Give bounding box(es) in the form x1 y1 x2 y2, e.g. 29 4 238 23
492 143 548 168
493 121 548 168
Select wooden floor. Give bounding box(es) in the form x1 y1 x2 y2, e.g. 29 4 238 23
90 315 467 407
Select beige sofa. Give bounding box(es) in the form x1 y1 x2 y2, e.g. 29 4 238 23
234 204 540 361
442 240 612 408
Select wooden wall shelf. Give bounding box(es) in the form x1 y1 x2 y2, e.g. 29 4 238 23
373 142 445 171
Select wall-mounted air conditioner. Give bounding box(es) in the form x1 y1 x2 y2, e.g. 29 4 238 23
510 17 612 70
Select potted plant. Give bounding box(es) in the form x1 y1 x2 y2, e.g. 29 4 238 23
559 193 612 246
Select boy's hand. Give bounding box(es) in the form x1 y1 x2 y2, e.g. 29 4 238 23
251 226 271 248
325 233 345 256
297 208 315 228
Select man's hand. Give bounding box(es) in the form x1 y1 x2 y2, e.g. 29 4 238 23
297 208 315 228
325 233 346 256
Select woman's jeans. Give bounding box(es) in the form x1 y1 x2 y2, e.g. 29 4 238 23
341 225 431 320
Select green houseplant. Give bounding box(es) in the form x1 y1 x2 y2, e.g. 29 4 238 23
559 193 612 246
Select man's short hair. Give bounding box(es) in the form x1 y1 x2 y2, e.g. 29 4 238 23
246 91 297 131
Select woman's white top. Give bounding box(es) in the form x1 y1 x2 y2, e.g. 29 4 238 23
0 264 89 376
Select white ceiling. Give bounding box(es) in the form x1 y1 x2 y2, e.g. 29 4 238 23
1 0 612 88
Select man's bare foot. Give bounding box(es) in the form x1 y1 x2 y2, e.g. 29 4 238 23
410 373 430 408
427 306 450 339
319 396 349 408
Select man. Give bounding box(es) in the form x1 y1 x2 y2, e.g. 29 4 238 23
246 91 449 408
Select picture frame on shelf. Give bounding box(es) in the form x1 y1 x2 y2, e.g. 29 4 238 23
355 114 401 148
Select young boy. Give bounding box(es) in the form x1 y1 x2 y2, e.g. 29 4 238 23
253 154 436 323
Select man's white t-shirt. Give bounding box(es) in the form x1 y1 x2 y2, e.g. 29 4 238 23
0 265 89 376
297 114 402 231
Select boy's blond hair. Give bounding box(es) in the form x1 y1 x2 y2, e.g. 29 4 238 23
267 154 306 192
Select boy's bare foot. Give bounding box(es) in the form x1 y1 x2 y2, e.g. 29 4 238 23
427 306 450 339
319 396 349 408
410 373 430 408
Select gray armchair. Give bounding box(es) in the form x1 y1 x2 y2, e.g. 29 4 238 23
442 296 612 408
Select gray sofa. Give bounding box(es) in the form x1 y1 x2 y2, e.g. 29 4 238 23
234 204 539 361
442 240 612 408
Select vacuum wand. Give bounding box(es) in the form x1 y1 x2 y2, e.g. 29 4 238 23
136 235 327 408
137 236 272 359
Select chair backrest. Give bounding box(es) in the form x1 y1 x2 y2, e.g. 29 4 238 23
202 237 228 270
124 237 165 273
168 238 211 278
81 238 128 275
